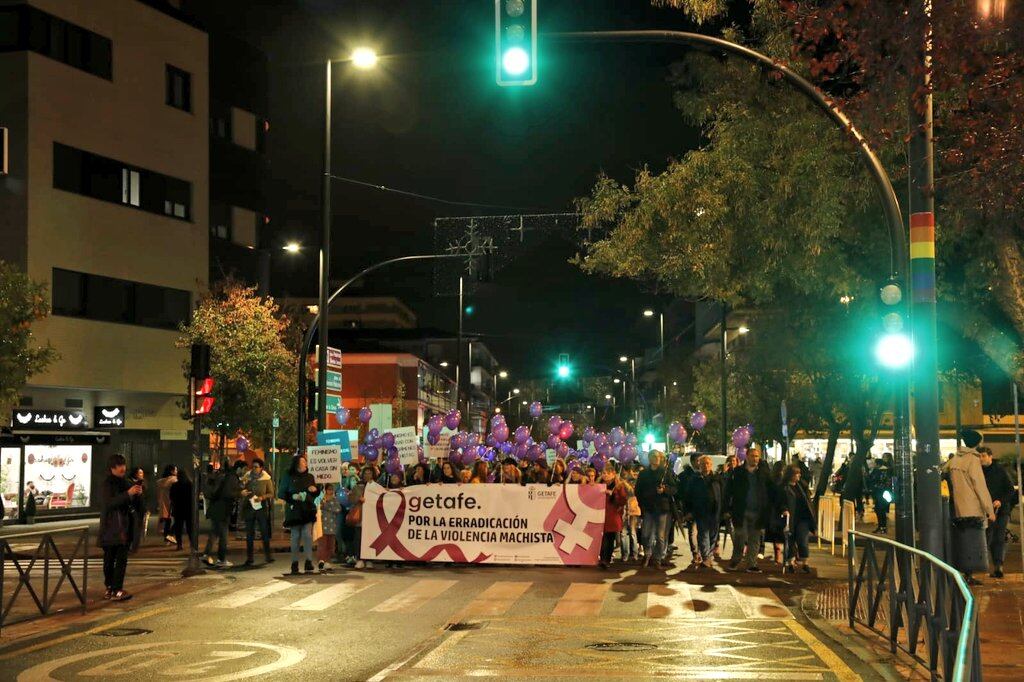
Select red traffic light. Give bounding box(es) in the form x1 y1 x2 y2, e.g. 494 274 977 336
191 376 215 416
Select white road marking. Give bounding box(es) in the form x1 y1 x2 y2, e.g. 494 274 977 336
209 580 295 608
283 581 376 611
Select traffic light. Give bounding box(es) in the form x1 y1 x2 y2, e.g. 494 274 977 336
495 0 537 86
875 282 914 369
556 353 570 379
189 343 215 416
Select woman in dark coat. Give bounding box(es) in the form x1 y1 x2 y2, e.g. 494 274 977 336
780 464 816 574
279 454 320 575
128 466 148 553
99 454 143 601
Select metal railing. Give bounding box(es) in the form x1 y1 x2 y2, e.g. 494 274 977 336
1 526 89 632
847 530 981 682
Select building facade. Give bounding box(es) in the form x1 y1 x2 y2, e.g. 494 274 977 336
0 0 208 520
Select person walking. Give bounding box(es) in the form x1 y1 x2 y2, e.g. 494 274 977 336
170 470 194 551
280 454 319 575
127 467 149 554
156 465 177 544
202 459 241 568
943 430 996 586
241 458 275 567
724 446 772 572
979 446 1014 579
635 451 677 569
780 464 815 574
684 455 723 569
598 466 629 569
350 465 377 569
619 467 640 562
868 457 893 533
98 454 143 601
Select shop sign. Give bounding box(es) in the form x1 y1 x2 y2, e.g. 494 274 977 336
93 405 126 428
11 409 89 430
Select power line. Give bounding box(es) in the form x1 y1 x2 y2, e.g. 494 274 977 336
328 174 558 213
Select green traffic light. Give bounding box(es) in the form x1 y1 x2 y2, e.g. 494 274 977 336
557 364 570 378
644 433 655 445
464 305 475 316
875 333 914 369
502 47 529 76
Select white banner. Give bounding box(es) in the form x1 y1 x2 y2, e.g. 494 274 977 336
306 445 341 484
360 482 606 565
391 426 419 466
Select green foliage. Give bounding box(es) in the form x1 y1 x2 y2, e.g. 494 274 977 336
0 261 58 416
177 281 298 450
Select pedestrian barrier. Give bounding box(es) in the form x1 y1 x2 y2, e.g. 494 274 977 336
0 525 89 632
847 530 981 682
816 494 840 553
840 500 856 557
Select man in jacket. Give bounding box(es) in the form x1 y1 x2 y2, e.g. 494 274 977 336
635 451 677 568
725 446 772 572
867 457 893 534
241 458 276 566
944 430 995 585
98 454 143 601
979 446 1014 579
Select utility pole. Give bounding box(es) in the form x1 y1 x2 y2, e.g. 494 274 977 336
720 303 728 457
316 59 332 436
908 0 943 558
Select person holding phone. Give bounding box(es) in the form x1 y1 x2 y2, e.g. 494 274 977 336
98 454 143 601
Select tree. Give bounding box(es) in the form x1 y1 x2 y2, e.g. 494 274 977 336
0 261 58 417
177 281 298 451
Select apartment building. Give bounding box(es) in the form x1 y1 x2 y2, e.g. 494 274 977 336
0 0 208 520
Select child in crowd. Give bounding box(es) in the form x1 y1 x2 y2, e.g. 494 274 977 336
318 484 343 572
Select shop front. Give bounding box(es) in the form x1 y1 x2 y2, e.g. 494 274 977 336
1 408 112 523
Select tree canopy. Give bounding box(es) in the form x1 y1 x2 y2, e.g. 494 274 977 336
0 261 58 417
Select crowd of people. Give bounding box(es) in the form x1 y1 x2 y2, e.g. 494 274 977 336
94 429 1017 597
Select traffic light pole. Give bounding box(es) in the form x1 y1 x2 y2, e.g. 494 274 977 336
907 0 943 559
296 254 468 452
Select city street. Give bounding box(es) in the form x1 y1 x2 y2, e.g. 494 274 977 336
1 539 879 681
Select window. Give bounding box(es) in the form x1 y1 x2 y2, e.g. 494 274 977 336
210 202 231 240
53 143 191 221
166 64 191 112
0 5 112 80
52 268 190 331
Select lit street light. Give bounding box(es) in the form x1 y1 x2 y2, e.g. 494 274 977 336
283 242 302 253
351 47 378 69
619 356 628 363
642 309 654 317
499 370 508 378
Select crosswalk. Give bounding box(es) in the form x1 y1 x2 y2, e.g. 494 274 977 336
206 575 794 621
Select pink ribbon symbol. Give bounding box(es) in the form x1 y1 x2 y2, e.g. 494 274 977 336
369 491 490 563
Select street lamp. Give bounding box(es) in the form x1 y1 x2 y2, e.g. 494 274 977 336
439 361 449 368
351 47 378 69
619 356 628 363
316 48 378 433
283 242 302 254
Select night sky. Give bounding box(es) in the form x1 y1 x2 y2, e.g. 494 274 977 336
224 0 707 377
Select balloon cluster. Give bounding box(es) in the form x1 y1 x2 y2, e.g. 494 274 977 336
354 402 729 474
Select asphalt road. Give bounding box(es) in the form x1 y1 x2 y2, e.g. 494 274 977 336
0 549 884 682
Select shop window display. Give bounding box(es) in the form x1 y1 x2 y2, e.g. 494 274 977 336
23 445 92 510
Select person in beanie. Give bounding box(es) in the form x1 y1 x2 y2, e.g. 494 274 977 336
979 446 1014 579
98 454 143 601
943 429 995 586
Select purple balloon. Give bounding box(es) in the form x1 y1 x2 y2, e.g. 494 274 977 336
675 424 688 444
428 415 444 434
591 453 608 471
593 433 609 450
492 423 509 443
417 445 428 464
381 432 396 449
690 411 707 431
467 432 480 448
668 421 682 440
514 425 531 444
499 441 513 454
444 409 461 431
598 443 612 458
582 426 596 443
368 427 380 440
427 431 440 446
526 444 544 462
235 436 249 453
387 446 399 459
385 456 403 476
556 441 569 458
732 426 751 449
529 401 543 419
736 446 748 462
609 427 625 445
334 407 350 424
620 445 637 463
546 434 561 449
558 420 574 441
548 415 563 435
363 447 379 462
372 437 383 450
358 406 373 424
745 423 755 437
491 413 506 428
625 433 638 447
